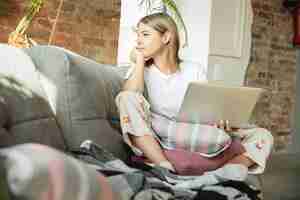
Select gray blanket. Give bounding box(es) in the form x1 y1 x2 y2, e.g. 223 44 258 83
74 141 262 200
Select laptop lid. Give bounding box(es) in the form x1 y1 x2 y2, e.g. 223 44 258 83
176 81 264 128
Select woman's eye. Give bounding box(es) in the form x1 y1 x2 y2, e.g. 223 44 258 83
143 33 150 36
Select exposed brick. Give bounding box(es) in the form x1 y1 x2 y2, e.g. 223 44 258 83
273 135 290 152
249 0 297 152
0 0 121 63
0 14 21 27
82 37 105 46
27 29 51 41
102 10 120 18
56 23 74 34
0 26 11 43
52 32 71 45
58 11 77 24
36 18 52 29
61 2 76 13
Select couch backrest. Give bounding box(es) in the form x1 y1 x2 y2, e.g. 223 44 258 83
0 44 66 150
24 45 130 160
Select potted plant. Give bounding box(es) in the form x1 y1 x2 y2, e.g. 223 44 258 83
8 0 44 48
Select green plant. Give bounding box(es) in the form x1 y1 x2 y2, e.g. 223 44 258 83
14 0 43 36
161 0 188 47
9 0 44 47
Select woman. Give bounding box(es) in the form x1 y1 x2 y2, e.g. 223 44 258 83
115 13 273 188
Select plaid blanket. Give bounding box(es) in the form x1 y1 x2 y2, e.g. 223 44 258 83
0 142 262 200
0 143 115 200
75 141 262 200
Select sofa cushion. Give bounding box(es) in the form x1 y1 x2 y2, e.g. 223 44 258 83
164 138 245 175
0 128 16 148
0 45 53 123
25 45 129 160
10 118 65 149
0 44 66 150
0 76 66 150
0 76 53 124
66 49 125 120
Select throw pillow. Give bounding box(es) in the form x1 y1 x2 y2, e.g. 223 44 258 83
164 138 245 175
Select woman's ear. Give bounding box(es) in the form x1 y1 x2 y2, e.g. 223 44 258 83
162 31 171 45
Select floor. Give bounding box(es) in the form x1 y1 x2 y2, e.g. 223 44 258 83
261 153 300 200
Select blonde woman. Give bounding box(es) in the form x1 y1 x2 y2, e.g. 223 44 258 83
115 13 273 188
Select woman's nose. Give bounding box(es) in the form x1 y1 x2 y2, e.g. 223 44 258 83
136 38 141 46
136 36 143 45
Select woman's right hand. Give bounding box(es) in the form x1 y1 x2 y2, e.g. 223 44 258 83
130 47 150 67
135 48 146 67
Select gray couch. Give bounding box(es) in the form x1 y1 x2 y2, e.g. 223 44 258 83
0 44 135 199
0 44 130 160
0 44 263 199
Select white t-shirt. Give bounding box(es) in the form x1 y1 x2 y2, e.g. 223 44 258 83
143 60 207 120
125 60 207 139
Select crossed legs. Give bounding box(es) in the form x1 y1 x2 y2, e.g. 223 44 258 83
116 91 273 175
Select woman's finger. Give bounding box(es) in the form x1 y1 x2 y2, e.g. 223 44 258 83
219 120 225 130
225 120 231 132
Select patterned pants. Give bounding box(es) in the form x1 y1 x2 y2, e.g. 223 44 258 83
115 91 274 174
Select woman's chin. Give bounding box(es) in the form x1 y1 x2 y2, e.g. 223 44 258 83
144 56 152 61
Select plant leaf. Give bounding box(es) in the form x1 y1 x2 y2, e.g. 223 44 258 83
162 0 188 47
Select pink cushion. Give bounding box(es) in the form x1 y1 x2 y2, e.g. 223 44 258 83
164 138 245 175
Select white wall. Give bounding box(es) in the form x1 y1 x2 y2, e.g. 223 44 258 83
117 0 212 73
117 1 141 66
207 0 253 86
176 0 211 71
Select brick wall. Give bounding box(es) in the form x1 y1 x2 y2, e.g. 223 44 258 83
247 0 296 152
0 0 297 152
0 0 121 64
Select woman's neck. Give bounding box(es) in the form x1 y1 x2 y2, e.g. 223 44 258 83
153 53 178 75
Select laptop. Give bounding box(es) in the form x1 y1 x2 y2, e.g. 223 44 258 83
176 81 264 128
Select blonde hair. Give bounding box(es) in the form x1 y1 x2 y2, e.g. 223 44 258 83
138 13 181 66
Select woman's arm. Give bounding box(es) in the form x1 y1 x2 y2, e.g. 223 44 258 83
122 49 145 92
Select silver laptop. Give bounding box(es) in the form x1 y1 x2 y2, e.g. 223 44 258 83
176 81 264 128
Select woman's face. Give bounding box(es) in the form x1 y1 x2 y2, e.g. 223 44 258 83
135 23 166 59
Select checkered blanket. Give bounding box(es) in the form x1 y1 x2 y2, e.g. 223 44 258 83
0 142 262 200
75 141 262 200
